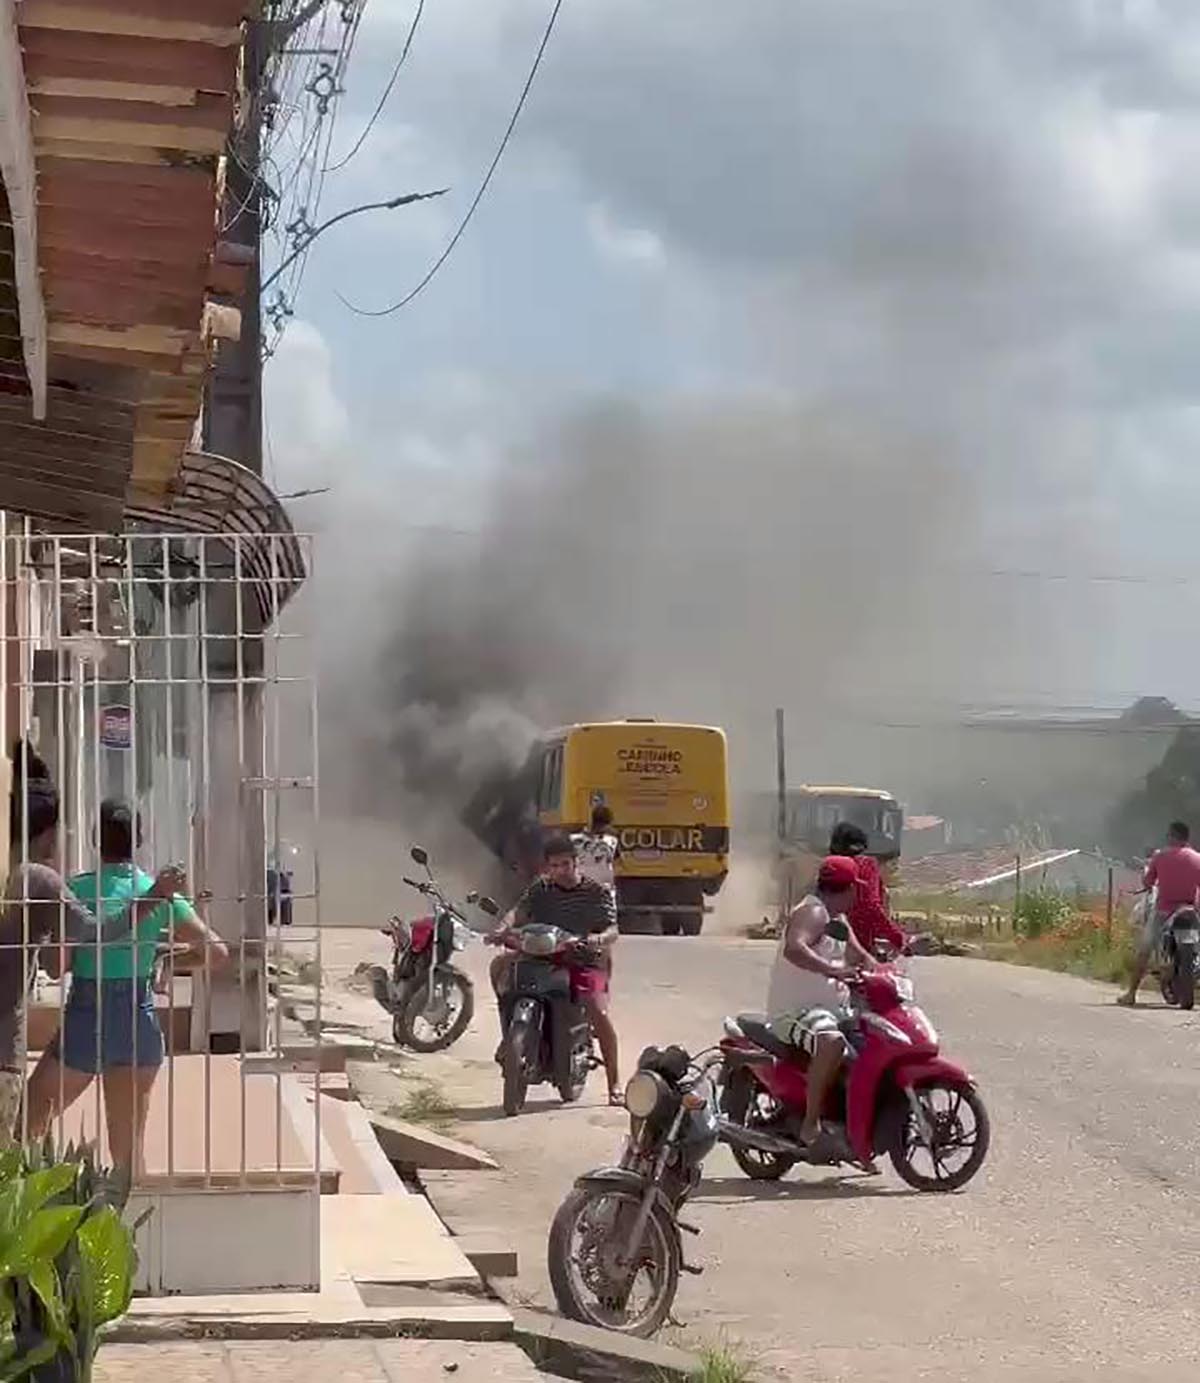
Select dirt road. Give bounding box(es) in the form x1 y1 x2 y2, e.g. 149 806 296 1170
323 929 1200 1381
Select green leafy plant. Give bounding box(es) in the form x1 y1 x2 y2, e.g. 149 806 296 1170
1012 888 1072 939
0 1140 139 1382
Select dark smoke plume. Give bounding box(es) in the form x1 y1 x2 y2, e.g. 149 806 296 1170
350 399 983 829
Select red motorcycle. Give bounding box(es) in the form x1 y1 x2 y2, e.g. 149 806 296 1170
717 964 989 1191
368 846 499 1053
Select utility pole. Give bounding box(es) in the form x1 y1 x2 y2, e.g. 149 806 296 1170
199 13 269 1051
203 16 264 474
775 707 791 920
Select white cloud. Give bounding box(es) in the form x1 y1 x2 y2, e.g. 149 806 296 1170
585 202 665 268
263 320 349 492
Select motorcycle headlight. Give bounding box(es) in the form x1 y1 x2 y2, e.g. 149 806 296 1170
625 1070 667 1120
451 920 471 951
893 975 915 1003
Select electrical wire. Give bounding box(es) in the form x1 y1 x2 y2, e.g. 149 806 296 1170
338 0 566 317
323 0 426 173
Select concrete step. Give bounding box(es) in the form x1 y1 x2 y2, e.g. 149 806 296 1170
345 1060 497 1171
321 1194 480 1290
303 1089 407 1195
97 1340 547 1382
510 1307 701 1383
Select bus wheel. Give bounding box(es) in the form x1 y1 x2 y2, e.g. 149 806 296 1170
660 914 682 937
680 911 703 937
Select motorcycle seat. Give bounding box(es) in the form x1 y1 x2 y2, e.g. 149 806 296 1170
734 1013 802 1063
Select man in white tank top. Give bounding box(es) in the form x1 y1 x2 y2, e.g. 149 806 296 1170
766 855 875 1147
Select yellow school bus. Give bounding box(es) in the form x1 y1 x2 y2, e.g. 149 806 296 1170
531 720 730 936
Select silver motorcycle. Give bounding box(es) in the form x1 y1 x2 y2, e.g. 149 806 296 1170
547 1044 721 1337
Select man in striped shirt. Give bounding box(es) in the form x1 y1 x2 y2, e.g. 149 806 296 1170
490 834 622 1104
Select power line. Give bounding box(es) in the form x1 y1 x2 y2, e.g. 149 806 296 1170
339 0 566 318
324 0 426 174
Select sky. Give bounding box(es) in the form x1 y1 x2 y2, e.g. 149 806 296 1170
264 0 1200 796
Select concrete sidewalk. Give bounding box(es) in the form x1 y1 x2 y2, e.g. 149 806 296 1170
96 1339 548 1381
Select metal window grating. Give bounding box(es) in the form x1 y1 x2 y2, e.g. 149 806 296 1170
0 520 323 1226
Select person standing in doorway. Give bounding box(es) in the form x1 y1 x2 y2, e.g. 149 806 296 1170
25 799 228 1174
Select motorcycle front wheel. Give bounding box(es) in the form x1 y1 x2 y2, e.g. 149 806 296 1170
502 1014 534 1117
393 969 474 1052
547 1186 681 1338
1174 945 1196 1010
889 1080 990 1192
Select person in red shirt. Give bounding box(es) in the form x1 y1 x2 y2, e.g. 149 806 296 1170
828 823 908 955
1119 819 1200 1006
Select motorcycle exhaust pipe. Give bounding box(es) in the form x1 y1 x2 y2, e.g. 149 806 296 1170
716 1116 797 1157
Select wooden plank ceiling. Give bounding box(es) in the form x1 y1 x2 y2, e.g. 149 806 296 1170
0 0 249 528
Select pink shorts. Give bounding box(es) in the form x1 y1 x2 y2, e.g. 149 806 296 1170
569 966 609 1001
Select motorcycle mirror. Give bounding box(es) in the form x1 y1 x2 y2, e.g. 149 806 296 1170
478 896 500 916
410 846 429 868
465 890 479 904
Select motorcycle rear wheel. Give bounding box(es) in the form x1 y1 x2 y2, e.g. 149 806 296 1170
547 1186 681 1338
393 969 474 1053
720 1068 795 1180
889 1080 990 1192
502 1017 533 1117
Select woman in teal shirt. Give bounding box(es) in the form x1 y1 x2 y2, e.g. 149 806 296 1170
26 799 228 1173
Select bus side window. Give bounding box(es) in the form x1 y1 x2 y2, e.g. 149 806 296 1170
539 744 563 812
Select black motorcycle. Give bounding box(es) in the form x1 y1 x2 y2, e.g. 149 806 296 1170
368 846 499 1052
1157 902 1200 1010
494 924 596 1117
547 1044 721 1337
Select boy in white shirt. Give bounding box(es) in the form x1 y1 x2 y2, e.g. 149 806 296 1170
572 805 620 893
573 805 620 981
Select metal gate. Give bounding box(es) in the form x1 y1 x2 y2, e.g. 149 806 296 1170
0 523 324 1293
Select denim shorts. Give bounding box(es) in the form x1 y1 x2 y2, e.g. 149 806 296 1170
55 979 164 1073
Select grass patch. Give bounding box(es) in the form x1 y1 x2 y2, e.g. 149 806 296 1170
688 1341 754 1383
978 914 1136 985
895 884 1137 985
389 1081 454 1129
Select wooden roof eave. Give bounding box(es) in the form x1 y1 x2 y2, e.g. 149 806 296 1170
0 0 47 419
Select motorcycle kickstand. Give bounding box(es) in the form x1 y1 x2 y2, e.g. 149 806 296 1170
680 1262 704 1276
677 1220 701 1236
